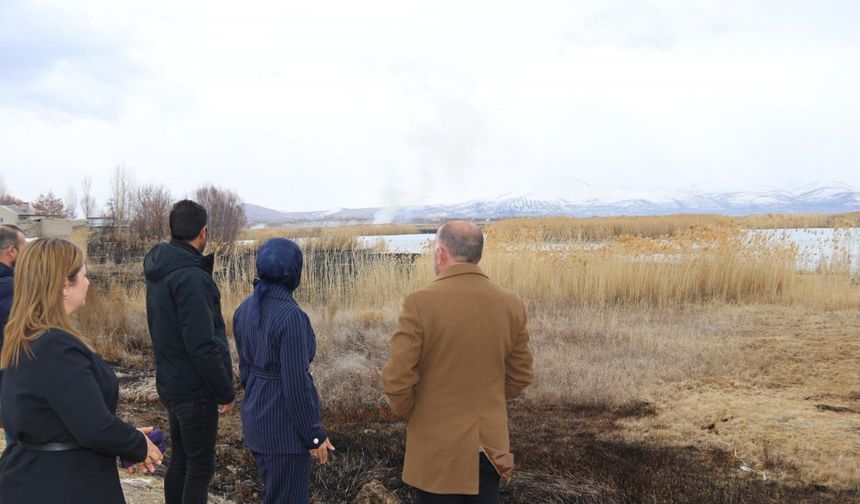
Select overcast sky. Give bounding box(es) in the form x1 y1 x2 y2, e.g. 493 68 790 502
1 0 858 212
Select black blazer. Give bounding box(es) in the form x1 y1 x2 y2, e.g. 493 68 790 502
0 329 147 503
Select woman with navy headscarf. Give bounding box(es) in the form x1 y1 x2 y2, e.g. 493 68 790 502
233 238 334 503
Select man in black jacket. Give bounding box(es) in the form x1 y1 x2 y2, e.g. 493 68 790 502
0 225 25 445
145 200 234 504
0 225 25 358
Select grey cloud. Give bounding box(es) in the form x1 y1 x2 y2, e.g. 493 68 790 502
0 0 140 118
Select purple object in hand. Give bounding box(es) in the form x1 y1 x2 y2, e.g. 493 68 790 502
122 429 167 469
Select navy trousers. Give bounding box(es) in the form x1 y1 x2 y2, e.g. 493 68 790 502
416 453 501 504
253 451 311 504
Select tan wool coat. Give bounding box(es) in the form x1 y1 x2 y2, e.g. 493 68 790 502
382 263 534 495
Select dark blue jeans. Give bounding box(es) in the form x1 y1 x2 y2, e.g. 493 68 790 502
164 398 219 504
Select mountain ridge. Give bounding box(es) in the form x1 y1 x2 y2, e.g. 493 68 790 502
243 185 860 225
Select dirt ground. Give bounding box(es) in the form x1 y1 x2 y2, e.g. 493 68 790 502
618 306 860 490
118 474 233 504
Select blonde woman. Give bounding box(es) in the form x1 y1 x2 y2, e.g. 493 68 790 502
0 238 163 503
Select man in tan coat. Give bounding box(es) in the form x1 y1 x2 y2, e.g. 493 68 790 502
383 221 534 503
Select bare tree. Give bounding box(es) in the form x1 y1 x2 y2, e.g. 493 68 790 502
193 185 246 247
80 176 97 218
131 184 172 242
0 178 19 205
107 166 134 222
64 186 78 218
106 166 136 242
33 192 67 217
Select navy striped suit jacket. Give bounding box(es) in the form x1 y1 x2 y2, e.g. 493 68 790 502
233 285 326 454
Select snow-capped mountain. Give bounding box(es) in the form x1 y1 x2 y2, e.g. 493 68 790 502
244 185 860 225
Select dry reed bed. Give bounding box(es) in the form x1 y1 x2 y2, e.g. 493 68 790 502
240 223 430 242
489 213 860 242
81 221 860 367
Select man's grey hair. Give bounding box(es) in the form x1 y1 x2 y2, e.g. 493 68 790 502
0 225 22 251
437 221 484 263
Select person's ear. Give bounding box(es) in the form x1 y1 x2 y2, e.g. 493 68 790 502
436 244 448 264
200 225 208 241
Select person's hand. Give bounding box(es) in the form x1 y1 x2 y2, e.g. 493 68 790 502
129 427 164 474
217 401 235 415
309 438 335 464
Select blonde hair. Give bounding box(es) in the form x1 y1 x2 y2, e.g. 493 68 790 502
1 238 93 368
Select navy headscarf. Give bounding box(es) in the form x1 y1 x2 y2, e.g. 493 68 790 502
252 238 303 317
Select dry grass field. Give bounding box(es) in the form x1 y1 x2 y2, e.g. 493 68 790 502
72 214 860 502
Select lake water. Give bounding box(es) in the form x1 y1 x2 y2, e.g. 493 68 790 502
357 234 434 253
747 228 860 273
356 229 860 273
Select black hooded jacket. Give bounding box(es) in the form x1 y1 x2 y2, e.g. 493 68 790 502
144 240 234 404
0 262 14 388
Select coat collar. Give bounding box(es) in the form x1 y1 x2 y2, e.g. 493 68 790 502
433 262 488 282
0 262 12 278
169 239 215 273
170 239 203 257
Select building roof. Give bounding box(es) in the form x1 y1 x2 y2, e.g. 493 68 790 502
0 203 35 215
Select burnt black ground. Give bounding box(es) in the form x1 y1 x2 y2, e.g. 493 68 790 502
115 369 859 504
